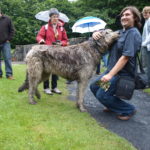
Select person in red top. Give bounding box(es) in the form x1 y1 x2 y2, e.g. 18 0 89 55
36 8 69 95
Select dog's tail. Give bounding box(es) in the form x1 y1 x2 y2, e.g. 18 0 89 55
18 72 29 92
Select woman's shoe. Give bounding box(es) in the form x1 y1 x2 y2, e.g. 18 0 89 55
52 88 62 94
117 110 136 121
44 88 53 95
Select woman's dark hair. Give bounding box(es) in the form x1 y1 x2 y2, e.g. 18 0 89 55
120 6 142 29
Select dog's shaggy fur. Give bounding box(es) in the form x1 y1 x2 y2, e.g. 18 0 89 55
19 29 119 112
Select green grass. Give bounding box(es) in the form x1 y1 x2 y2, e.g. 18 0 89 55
144 88 150 94
0 64 137 150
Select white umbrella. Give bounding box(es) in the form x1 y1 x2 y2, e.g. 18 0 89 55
72 16 106 33
35 10 69 23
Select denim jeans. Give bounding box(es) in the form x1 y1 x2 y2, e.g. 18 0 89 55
90 72 135 116
0 42 13 77
141 47 150 85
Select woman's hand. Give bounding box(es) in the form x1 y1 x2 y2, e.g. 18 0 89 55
39 39 45 44
101 73 113 82
92 31 102 40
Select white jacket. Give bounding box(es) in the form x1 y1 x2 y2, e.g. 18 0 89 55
142 18 150 51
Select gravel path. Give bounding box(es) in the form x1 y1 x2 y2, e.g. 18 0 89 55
67 76 150 150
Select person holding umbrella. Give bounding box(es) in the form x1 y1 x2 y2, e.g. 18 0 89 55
36 8 69 95
18 8 69 94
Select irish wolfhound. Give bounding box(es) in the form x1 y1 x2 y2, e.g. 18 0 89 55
18 29 119 112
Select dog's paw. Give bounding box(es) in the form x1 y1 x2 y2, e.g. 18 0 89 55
76 103 87 112
79 106 87 112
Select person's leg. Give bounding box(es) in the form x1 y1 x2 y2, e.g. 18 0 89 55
43 80 52 95
90 75 135 116
145 50 150 86
51 74 61 94
97 76 135 115
43 80 49 89
51 74 58 89
2 42 13 78
90 74 104 96
0 46 3 77
141 47 147 72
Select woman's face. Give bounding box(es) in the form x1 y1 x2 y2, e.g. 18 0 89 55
121 9 134 29
50 14 59 25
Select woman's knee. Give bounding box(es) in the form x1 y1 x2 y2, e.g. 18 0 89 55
90 83 94 92
90 83 98 96
96 91 113 105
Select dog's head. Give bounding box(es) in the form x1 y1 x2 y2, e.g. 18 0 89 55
95 29 119 53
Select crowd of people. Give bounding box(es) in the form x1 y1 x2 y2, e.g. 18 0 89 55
0 6 150 121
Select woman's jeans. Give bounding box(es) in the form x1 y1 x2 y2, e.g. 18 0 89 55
0 42 13 77
90 73 135 115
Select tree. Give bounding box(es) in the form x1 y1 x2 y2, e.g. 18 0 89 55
0 0 149 47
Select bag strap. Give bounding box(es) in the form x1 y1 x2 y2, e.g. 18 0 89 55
125 52 145 77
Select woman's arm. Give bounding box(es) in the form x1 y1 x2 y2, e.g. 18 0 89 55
101 55 129 82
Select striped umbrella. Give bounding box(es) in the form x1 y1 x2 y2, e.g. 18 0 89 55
72 16 106 33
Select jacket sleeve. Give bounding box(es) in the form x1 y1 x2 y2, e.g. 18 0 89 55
8 18 15 41
142 19 150 46
61 28 69 46
36 26 46 43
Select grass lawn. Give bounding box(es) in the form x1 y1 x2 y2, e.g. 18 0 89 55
0 64 137 150
144 88 150 94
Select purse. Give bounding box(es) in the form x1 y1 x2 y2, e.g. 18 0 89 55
134 55 148 89
115 76 135 100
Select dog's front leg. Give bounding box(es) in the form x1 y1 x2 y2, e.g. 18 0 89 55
76 81 88 112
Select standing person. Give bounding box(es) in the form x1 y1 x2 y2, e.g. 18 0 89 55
36 8 68 95
90 6 142 120
141 6 150 88
0 9 15 79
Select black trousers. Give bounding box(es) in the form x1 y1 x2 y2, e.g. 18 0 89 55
43 74 58 89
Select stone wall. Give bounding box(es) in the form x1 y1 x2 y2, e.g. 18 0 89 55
13 37 87 61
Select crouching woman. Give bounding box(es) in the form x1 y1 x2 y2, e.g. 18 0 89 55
90 6 142 120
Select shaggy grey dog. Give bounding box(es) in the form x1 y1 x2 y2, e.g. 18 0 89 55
19 29 119 112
